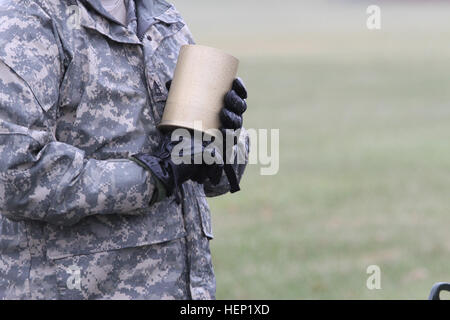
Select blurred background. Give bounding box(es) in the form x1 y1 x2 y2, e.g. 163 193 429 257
171 0 450 299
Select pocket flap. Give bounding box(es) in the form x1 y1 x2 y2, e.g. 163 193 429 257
195 189 214 239
0 12 61 113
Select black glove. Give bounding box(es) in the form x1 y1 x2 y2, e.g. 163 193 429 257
220 78 248 193
220 78 248 130
132 133 223 202
163 78 249 194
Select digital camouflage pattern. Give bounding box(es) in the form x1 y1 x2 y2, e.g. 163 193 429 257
0 0 249 299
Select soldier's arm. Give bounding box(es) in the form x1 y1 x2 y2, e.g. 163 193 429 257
0 3 159 226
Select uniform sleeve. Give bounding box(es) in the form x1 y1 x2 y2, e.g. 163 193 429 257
203 128 250 197
0 3 157 226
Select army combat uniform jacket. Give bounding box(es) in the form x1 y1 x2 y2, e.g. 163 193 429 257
0 0 248 299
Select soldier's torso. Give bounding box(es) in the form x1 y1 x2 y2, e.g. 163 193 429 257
0 0 214 300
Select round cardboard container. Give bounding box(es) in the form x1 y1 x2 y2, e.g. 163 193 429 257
158 45 239 137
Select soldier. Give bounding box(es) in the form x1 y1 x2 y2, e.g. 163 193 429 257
0 0 249 299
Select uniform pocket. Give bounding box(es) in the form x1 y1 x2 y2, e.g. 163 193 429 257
195 188 214 240
53 237 189 300
143 22 193 104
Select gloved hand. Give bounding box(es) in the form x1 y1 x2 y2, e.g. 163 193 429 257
131 133 223 201
220 78 248 193
220 78 248 130
160 77 249 195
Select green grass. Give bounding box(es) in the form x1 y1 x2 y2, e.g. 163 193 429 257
172 0 450 299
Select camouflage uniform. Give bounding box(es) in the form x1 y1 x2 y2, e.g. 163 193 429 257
0 0 249 299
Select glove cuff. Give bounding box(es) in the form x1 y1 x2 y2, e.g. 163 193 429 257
131 154 175 197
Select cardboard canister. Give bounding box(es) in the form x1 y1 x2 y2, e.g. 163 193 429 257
158 45 239 137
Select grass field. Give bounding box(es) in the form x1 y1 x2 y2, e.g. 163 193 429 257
172 0 450 299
